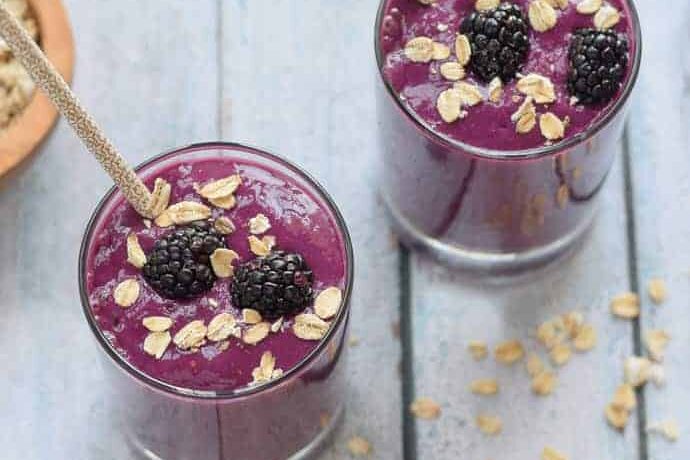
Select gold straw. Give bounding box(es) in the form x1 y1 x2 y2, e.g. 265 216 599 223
0 4 153 217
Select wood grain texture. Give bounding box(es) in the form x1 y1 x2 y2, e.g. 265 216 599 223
220 2 403 458
0 1 218 458
627 0 690 457
410 155 641 459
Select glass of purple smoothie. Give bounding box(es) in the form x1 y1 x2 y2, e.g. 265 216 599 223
376 0 641 273
79 142 353 460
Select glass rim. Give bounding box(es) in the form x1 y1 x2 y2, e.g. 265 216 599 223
373 0 643 160
78 141 355 400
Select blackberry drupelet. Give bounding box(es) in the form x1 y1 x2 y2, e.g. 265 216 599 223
460 2 530 82
143 221 225 299
568 28 629 105
231 251 314 320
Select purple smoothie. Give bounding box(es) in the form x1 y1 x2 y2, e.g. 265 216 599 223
86 156 346 391
380 0 636 150
80 143 353 460
375 0 641 270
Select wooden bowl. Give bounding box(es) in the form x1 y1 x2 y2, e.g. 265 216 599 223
0 0 74 178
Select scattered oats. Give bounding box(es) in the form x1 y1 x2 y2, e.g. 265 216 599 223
436 88 463 123
471 379 499 396
405 36 435 63
349 335 361 347
610 292 640 319
648 420 680 442
468 340 488 361
347 436 372 457
594 4 620 30
556 184 569 209
476 414 503 435
612 383 637 411
512 97 537 134
154 209 174 228
208 298 219 308
148 178 172 218
126 233 147 269
436 23 449 32
143 331 171 359
532 371 557 396
293 313 330 341
573 324 597 352
432 42 451 60
542 447 568 460
529 0 558 33
142 316 173 332
143 219 152 229
476 0 500 11
248 235 273 256
488 77 503 103
576 0 602 14
272 368 284 379
624 356 652 387
314 287 343 320
214 216 235 235
242 308 263 324
545 0 568 9
647 278 667 305
166 201 212 224
562 311 584 338
248 213 271 235
526 353 545 377
536 319 563 349
645 329 670 362
439 62 465 81
495 340 525 364
539 112 566 140
454 81 484 106
569 95 580 106
210 248 239 278
605 403 630 430
114 279 140 308
251 350 276 384
517 74 556 103
270 316 284 333
410 397 442 420
417 0 435 4
208 194 237 210
549 343 572 366
455 34 472 66
217 340 230 352
206 313 237 342
173 320 207 350
243 322 270 345
198 175 242 200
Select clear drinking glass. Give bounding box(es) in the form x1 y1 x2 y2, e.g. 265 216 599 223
375 1 642 273
79 143 354 460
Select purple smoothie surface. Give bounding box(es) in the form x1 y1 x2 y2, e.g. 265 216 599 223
85 156 348 392
379 0 636 151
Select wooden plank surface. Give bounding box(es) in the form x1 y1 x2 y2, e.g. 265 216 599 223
627 0 690 457
410 155 641 459
0 1 219 458
220 2 403 458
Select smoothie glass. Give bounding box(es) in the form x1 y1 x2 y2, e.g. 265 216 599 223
375 0 642 273
79 143 354 460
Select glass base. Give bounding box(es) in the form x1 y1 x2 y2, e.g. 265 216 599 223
126 404 344 460
384 194 597 277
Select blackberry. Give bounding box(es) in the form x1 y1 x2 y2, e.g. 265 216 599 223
568 28 629 105
231 251 313 320
142 221 225 299
460 2 530 82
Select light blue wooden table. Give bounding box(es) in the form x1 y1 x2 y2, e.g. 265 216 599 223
0 1 687 459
